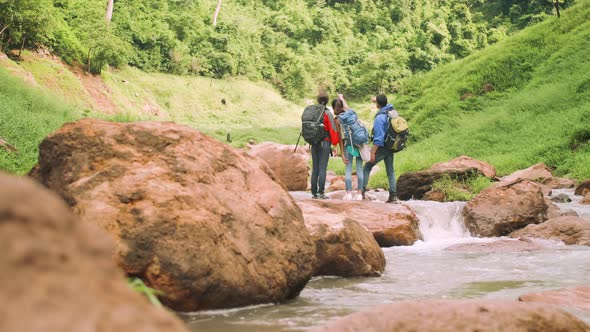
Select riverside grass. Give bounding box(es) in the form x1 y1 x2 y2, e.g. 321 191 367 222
2 1 590 183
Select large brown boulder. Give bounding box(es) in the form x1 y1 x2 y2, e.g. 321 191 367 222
463 180 548 237
248 142 309 191
431 155 496 178
30 119 316 311
307 218 385 277
312 299 589 332
501 163 553 183
509 216 590 245
575 180 590 196
397 167 483 200
519 286 590 313
0 173 187 332
298 200 422 247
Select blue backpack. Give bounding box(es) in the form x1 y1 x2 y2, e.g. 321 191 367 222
338 109 369 146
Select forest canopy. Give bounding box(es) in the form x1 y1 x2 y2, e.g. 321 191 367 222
0 0 571 99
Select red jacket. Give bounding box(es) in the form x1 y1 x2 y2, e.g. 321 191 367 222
323 113 340 145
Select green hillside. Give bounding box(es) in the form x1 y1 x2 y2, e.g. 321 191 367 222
0 0 571 100
392 0 590 180
1 0 588 185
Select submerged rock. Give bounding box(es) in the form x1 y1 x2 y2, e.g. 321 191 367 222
509 216 590 245
0 172 187 332
312 299 589 332
519 285 590 313
30 119 316 311
444 238 543 253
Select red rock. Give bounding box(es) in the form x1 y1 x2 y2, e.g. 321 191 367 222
30 119 316 311
0 172 187 332
248 142 309 191
298 200 422 247
307 218 385 277
431 155 496 178
510 216 590 245
312 299 589 332
463 180 548 237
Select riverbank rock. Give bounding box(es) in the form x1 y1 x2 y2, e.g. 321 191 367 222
463 180 548 237
0 173 187 332
500 163 553 183
307 218 385 277
431 155 496 178
397 167 483 200
312 299 589 332
444 238 543 253
575 180 590 196
297 200 422 247
248 142 309 191
30 119 316 311
509 216 590 245
519 286 590 313
541 177 576 189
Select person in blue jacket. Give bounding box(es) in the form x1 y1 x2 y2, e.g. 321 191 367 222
362 94 397 203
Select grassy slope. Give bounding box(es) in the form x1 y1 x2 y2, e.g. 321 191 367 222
0 67 80 173
390 0 590 182
0 53 306 174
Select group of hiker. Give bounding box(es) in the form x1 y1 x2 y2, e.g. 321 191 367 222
301 91 408 204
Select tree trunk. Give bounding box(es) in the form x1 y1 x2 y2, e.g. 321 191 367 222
212 0 222 27
554 1 561 18
106 0 114 22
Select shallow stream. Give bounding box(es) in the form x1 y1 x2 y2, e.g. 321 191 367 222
184 189 590 331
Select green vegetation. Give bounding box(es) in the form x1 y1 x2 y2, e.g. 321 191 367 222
0 67 80 174
127 277 163 307
394 0 590 180
431 174 493 201
0 0 571 100
1 0 588 187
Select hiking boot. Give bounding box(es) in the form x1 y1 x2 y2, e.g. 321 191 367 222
386 193 398 204
317 193 329 199
312 194 318 199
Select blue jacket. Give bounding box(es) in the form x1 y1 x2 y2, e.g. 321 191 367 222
372 104 394 147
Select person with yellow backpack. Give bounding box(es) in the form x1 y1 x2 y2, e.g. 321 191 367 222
361 94 408 203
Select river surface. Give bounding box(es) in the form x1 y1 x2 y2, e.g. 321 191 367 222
183 189 590 331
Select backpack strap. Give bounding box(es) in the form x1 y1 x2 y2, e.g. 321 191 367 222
325 108 337 131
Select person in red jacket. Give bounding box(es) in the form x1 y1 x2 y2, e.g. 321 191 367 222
310 91 343 199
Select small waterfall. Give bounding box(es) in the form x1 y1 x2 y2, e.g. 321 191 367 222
405 200 471 242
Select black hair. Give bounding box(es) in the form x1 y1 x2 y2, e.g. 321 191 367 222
376 94 388 108
331 98 343 109
317 91 329 105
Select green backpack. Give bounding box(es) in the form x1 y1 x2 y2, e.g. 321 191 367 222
384 110 409 152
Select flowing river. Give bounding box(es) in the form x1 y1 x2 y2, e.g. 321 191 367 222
183 189 590 331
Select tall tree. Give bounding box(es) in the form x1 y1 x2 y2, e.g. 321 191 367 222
105 0 114 22
212 0 222 27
